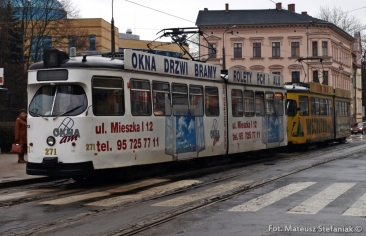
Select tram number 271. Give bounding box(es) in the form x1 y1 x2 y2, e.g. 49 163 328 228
117 138 159 150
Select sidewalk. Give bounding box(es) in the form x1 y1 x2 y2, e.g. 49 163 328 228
0 153 46 186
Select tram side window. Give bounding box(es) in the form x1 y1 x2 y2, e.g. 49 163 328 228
298 96 308 116
265 92 275 115
244 90 254 117
311 97 320 115
152 81 171 116
232 89 243 117
345 102 350 116
327 99 333 115
255 91 265 116
342 102 346 116
92 77 124 116
189 85 204 116
274 93 284 116
172 83 188 116
336 101 340 116
130 79 152 116
205 86 219 116
338 102 344 116
319 99 327 116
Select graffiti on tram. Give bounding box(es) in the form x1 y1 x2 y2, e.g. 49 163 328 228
305 118 333 135
336 119 350 134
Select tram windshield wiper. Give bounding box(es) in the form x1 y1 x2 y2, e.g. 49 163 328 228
29 109 48 120
53 105 82 120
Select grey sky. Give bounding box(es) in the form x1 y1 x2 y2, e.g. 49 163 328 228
73 0 366 41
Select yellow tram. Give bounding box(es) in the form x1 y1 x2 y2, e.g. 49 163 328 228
286 82 350 145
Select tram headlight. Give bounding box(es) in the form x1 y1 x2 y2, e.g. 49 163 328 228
47 136 56 146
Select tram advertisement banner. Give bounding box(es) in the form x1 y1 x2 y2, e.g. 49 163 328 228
227 69 283 87
124 49 221 80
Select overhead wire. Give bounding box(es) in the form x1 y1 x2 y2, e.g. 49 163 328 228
125 0 195 24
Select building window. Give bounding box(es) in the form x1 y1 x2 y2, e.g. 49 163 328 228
322 41 328 56
312 41 318 56
292 71 300 82
291 42 300 57
253 42 261 57
208 43 216 58
313 71 319 83
272 72 281 75
323 71 328 85
234 43 242 58
89 34 96 51
272 42 280 57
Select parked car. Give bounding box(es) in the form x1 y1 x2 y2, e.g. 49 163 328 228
351 122 366 135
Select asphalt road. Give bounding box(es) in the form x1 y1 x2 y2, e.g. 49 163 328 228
1 134 366 236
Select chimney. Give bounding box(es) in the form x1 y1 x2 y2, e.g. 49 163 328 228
301 11 307 16
288 4 295 12
204 8 208 11
276 2 282 10
225 3 229 12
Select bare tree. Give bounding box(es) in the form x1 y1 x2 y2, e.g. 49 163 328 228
316 5 366 35
67 27 93 55
12 0 81 67
188 34 200 60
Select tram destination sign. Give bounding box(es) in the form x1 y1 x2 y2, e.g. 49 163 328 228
124 49 221 80
228 68 283 87
309 82 333 96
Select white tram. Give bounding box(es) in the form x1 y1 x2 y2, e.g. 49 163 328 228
26 49 287 177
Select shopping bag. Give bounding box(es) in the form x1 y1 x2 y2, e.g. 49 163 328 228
10 144 23 154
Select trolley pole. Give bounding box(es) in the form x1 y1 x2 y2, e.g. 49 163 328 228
111 0 115 56
222 25 236 70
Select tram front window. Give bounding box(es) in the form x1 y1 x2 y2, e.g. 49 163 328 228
29 85 87 117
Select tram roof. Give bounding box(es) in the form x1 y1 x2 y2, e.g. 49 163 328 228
29 56 125 71
285 83 309 91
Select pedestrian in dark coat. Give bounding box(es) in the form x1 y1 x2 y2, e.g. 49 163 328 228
14 109 27 163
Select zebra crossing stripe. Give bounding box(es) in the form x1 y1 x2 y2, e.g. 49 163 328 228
289 183 355 214
0 189 54 202
41 192 111 205
152 180 251 207
229 182 316 212
85 180 202 207
343 192 366 216
40 178 169 205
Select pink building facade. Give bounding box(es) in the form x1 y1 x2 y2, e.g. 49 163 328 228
196 3 354 92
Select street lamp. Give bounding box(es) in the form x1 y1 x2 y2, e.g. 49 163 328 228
222 25 236 70
111 0 115 56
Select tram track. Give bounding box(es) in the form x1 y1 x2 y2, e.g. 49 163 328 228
0 140 348 209
109 141 366 236
7 140 366 236
0 140 361 210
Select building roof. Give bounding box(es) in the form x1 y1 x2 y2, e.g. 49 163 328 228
196 8 327 26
